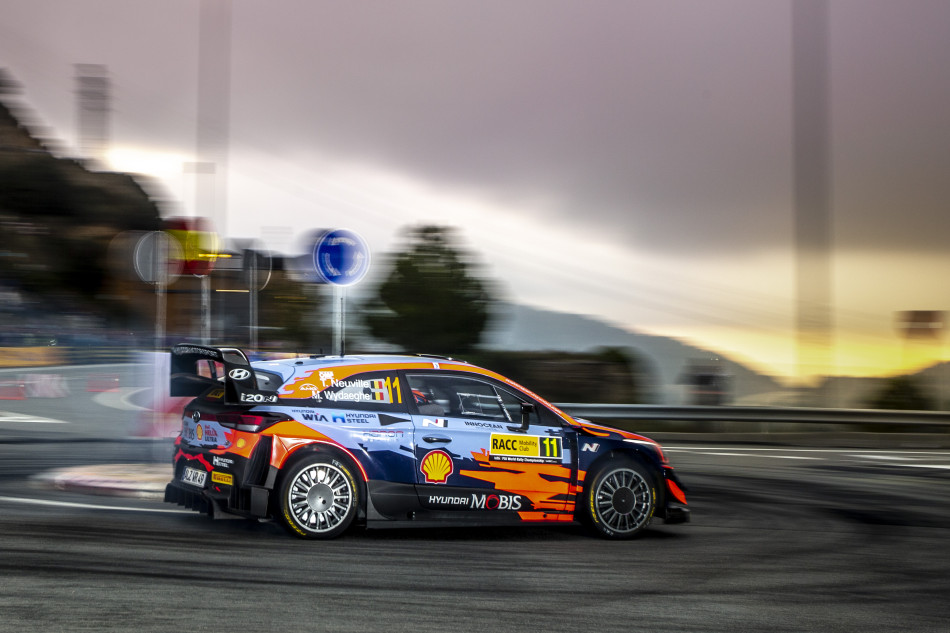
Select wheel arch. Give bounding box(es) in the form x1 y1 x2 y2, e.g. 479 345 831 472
273 442 369 535
278 440 369 483
577 447 662 539
585 445 662 478
579 447 666 514
274 441 368 517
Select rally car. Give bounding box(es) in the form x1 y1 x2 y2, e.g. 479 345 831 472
164 344 689 539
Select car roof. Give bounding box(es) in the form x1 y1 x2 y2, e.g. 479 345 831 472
246 351 582 427
254 353 464 367
251 353 473 381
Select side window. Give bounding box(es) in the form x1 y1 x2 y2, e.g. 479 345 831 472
406 374 561 427
495 384 563 428
407 374 507 420
496 386 535 425
315 371 407 412
457 385 507 420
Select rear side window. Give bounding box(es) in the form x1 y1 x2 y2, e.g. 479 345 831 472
253 369 283 391
312 371 407 412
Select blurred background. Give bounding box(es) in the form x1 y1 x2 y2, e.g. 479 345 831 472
2 0 950 415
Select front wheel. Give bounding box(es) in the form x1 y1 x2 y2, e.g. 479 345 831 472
583 457 656 539
277 455 359 539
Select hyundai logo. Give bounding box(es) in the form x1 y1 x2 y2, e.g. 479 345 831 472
192 410 201 423
229 368 251 381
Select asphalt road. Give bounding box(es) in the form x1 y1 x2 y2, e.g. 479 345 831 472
1 364 949 632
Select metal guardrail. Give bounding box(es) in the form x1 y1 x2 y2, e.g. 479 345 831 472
553 404 950 428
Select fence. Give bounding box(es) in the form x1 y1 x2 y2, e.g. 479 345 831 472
553 404 950 428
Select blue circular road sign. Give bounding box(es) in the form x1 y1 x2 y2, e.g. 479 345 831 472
312 229 371 286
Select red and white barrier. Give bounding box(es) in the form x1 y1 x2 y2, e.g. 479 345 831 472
22 374 69 398
0 380 26 400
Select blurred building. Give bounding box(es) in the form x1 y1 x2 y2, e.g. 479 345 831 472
680 359 731 406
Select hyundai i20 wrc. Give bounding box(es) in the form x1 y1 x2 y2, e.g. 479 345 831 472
164 344 690 539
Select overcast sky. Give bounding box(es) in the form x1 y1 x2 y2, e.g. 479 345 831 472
3 0 950 380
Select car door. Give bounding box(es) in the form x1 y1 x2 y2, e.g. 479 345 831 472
406 372 573 516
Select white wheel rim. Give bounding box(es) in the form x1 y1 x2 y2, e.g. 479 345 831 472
288 463 353 533
594 467 652 533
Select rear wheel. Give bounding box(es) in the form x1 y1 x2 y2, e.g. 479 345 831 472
277 455 359 539
583 457 655 539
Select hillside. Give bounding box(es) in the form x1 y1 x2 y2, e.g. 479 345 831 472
484 302 785 403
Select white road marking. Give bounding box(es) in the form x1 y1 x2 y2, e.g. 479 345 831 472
0 412 67 424
666 446 950 469
850 454 913 461
701 451 821 460
0 495 191 514
92 387 150 411
666 446 949 456
765 455 821 460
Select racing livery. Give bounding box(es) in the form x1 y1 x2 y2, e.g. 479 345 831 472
164 344 689 539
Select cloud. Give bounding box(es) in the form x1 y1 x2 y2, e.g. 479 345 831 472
4 0 950 378
6 0 950 259
227 1 796 256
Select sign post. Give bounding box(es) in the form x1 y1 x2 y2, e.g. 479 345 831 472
132 231 183 419
133 231 182 351
166 218 219 344
311 229 371 356
243 247 272 349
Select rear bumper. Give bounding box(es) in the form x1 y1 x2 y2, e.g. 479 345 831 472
166 436 275 519
164 479 213 515
164 477 273 519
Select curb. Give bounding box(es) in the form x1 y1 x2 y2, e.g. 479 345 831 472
35 464 171 500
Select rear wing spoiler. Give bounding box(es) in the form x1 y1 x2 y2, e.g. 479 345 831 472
170 344 280 405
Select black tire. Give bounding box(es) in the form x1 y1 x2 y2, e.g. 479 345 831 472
583 457 656 539
277 455 360 539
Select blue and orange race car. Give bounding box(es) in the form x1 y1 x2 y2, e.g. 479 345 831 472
164 344 689 539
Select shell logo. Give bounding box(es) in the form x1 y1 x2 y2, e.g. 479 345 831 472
420 450 453 484
196 424 204 441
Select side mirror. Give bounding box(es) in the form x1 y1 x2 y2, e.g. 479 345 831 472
519 402 535 431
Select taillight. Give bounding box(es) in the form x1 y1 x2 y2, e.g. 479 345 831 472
216 412 292 432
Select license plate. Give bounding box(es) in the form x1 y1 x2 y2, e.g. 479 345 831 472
181 467 207 487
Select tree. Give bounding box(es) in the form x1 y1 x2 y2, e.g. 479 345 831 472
363 225 495 355
258 271 330 352
866 375 934 411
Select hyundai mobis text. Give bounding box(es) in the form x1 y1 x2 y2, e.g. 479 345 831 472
165 344 689 539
